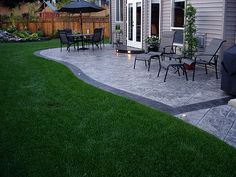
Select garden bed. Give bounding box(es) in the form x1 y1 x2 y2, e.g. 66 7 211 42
0 37 51 43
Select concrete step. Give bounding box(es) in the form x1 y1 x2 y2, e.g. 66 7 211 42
228 99 236 108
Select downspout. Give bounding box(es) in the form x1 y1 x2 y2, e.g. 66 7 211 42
109 0 112 44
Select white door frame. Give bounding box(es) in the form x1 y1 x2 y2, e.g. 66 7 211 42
127 0 142 48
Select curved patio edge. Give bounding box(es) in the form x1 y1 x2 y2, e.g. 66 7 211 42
34 49 232 115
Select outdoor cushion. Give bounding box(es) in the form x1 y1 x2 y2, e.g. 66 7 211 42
222 44 236 76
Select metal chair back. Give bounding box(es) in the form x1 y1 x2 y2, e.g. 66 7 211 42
201 38 226 62
58 30 69 44
159 31 176 53
92 28 103 42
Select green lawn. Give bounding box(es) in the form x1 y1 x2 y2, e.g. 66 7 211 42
0 39 236 177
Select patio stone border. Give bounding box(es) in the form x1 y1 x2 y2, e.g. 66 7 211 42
35 50 233 115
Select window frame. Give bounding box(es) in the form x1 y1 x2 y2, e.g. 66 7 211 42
171 0 186 45
115 0 124 22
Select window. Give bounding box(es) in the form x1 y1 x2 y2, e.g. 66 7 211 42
171 0 185 44
116 0 123 22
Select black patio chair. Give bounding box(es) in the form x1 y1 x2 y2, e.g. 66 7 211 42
58 30 77 52
133 31 176 71
186 38 226 81
86 28 103 50
158 34 207 82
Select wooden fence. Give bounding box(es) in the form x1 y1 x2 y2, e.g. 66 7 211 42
0 16 110 38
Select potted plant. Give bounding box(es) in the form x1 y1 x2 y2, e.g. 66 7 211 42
183 1 197 70
115 23 121 32
145 35 159 52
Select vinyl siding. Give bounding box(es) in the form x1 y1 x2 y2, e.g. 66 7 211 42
191 0 225 44
161 0 171 31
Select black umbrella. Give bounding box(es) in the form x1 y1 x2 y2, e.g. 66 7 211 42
59 0 104 34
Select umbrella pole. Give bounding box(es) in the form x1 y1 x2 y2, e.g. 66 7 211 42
80 11 87 50
80 11 83 35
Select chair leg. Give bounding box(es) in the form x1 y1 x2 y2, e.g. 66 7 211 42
133 59 137 69
183 66 188 81
157 58 161 77
192 64 196 81
205 64 208 74
61 44 62 52
177 67 180 76
148 59 151 71
215 62 218 79
164 66 170 82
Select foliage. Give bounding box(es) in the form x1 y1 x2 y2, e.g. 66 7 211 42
145 35 159 46
26 2 37 21
115 23 121 32
36 30 44 37
8 8 23 26
56 0 70 9
0 14 10 21
0 0 37 8
6 25 17 33
13 30 39 40
183 1 197 58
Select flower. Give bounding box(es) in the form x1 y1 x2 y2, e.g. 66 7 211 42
145 35 159 46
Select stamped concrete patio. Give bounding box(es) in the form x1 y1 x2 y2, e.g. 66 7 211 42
38 45 236 148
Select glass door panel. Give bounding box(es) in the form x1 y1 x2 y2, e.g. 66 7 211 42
128 3 133 41
136 2 141 42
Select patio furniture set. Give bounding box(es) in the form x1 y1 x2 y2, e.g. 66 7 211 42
58 27 104 52
134 31 226 82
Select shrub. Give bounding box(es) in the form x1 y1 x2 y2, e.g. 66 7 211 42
36 31 44 37
6 25 18 33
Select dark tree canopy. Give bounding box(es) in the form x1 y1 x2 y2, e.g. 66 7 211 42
0 0 38 8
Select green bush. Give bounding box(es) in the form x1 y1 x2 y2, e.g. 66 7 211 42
27 33 39 40
36 31 44 37
14 31 29 38
6 25 17 33
13 31 39 40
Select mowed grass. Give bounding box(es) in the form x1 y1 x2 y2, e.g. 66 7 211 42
0 40 236 177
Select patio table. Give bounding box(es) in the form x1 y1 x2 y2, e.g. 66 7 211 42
67 33 93 50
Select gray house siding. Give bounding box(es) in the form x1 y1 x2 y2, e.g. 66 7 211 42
191 0 225 44
161 0 171 31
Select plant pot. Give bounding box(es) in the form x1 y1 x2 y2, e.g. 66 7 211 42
148 45 159 52
184 63 194 70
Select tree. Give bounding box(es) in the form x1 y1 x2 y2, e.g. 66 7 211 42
183 1 197 58
0 0 37 8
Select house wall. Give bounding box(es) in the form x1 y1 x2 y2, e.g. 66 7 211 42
191 0 225 44
161 0 225 43
111 0 125 44
223 0 236 50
